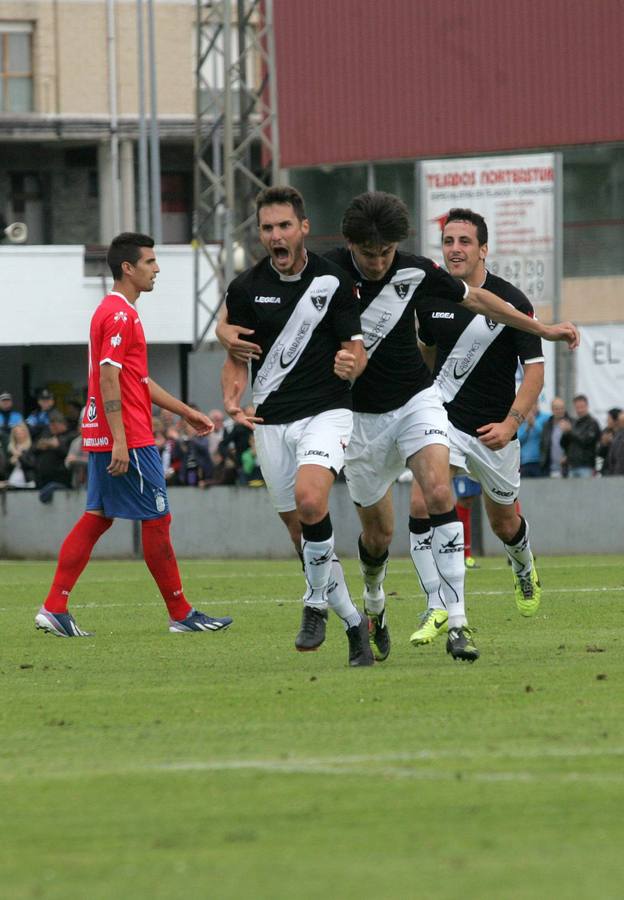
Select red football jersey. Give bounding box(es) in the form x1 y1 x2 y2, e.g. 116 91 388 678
82 292 154 451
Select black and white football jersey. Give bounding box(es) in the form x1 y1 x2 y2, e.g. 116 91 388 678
417 272 544 436
225 252 361 424
325 248 466 414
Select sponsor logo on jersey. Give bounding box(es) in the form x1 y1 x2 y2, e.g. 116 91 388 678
492 487 514 498
363 309 392 351
452 341 482 379
432 312 454 319
275 322 311 370
114 311 128 323
83 436 110 447
87 397 97 422
111 333 122 348
304 449 330 458
254 295 281 304
310 292 327 312
425 428 447 436
394 282 410 299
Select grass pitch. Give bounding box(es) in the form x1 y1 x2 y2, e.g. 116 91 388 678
2 554 624 899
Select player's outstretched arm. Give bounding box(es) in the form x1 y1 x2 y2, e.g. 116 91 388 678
221 354 262 430
462 286 580 348
216 307 262 362
148 379 214 436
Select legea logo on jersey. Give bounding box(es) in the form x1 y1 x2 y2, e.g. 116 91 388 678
111 333 122 348
254 295 281 304
87 397 97 422
432 312 454 319
310 293 327 312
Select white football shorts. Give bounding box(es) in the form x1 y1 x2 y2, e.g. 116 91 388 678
254 408 353 513
344 385 449 508
448 421 520 505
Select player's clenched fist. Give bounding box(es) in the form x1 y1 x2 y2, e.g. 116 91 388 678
334 349 357 380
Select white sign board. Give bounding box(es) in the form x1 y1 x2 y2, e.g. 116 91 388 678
420 154 557 322
576 325 624 425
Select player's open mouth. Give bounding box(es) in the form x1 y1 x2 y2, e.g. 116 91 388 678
273 247 289 262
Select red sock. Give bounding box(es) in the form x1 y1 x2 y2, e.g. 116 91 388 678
44 512 114 613
141 513 192 621
456 503 472 558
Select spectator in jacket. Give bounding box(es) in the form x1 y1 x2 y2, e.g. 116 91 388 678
539 396 571 477
26 388 57 441
0 391 23 453
518 403 550 477
559 394 601 478
603 410 624 475
32 411 76 490
597 407 621 472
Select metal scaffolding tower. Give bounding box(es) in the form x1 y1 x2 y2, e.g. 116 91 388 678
193 0 280 349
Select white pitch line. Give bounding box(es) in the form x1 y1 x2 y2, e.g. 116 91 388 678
1 583 623 614
2 747 624 785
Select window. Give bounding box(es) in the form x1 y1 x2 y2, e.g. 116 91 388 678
0 23 33 113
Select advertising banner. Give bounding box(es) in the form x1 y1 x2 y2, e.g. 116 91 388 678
420 154 557 323
576 325 624 425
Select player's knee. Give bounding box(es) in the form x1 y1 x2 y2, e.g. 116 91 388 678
491 514 520 544
295 488 326 523
363 526 392 556
425 481 454 514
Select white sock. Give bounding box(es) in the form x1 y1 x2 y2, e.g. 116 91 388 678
409 526 446 610
301 534 334 608
327 556 361 629
505 518 533 578
357 536 388 614
431 520 466 628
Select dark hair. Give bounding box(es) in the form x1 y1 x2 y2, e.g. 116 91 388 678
573 394 588 404
107 232 155 280
341 192 409 246
608 407 622 420
255 186 306 223
445 208 488 246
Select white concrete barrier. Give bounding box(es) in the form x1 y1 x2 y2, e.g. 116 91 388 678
1 478 622 559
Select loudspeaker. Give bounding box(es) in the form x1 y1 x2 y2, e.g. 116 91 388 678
3 222 28 243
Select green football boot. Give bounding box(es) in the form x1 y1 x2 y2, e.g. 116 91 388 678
409 608 448 646
513 561 541 617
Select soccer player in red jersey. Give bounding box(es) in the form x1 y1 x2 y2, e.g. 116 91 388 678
35 233 232 636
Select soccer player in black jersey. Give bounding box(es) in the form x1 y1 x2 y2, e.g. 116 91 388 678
410 208 547 646
219 192 579 663
330 193 578 663
219 186 373 666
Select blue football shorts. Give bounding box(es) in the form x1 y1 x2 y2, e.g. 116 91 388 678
453 474 483 499
86 445 169 520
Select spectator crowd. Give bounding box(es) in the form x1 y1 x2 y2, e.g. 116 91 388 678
3 384 623 500
0 387 264 500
